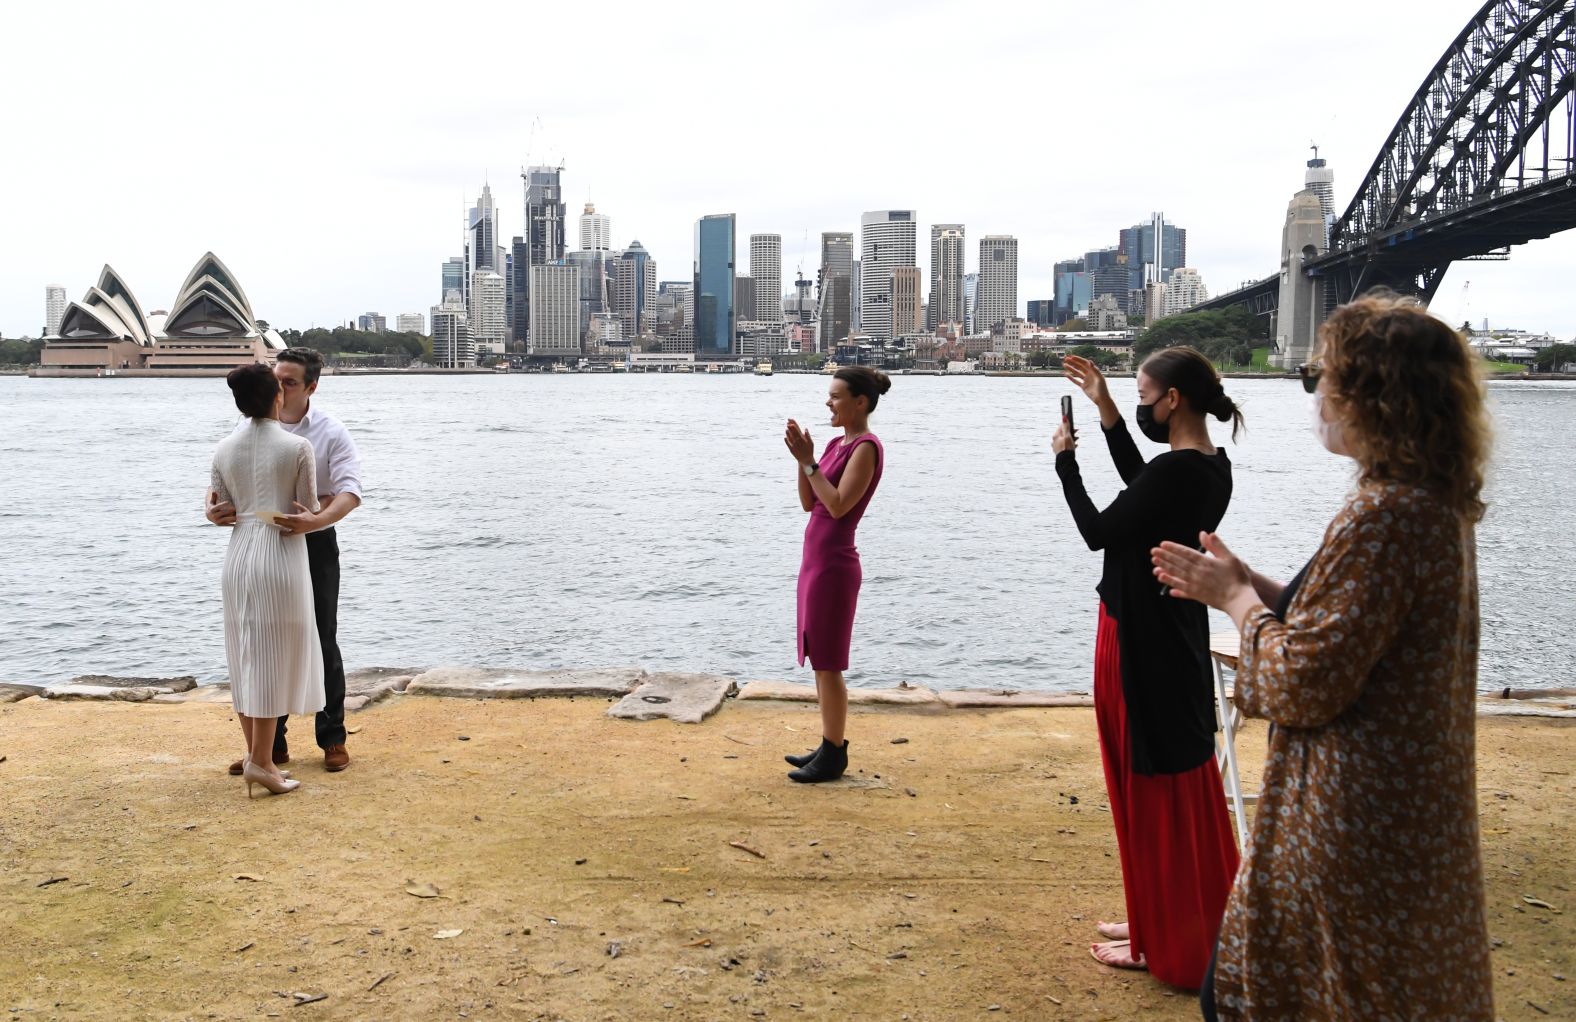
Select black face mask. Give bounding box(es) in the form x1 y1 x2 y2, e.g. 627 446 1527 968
1135 400 1170 443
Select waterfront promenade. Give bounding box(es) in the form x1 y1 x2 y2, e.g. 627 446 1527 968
2 688 1571 1020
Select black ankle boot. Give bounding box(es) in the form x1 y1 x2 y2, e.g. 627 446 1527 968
787 738 848 783
784 747 819 767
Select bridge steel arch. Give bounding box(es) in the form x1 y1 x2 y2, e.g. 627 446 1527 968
1196 1 1576 320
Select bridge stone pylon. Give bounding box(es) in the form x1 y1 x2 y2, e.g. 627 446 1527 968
1271 190 1328 369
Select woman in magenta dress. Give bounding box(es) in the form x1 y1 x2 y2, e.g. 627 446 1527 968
782 366 890 783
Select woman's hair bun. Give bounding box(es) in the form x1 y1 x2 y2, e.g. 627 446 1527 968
875 370 892 395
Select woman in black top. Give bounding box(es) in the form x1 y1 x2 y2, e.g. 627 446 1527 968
1053 348 1244 989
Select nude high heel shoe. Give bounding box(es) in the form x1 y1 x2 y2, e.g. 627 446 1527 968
242 762 301 798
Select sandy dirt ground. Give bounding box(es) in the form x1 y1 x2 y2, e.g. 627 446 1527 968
1 696 1570 1021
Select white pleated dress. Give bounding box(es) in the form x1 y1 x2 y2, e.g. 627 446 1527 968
211 418 326 718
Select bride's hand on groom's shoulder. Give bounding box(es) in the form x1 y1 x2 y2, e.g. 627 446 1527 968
277 501 322 536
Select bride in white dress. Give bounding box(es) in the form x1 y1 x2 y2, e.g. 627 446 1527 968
210 363 325 797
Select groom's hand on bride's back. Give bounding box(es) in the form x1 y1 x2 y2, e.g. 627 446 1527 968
206 490 237 527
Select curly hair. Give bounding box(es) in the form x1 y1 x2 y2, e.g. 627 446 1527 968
1316 291 1490 521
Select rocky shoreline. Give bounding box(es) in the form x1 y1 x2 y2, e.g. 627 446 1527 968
4 666 1571 719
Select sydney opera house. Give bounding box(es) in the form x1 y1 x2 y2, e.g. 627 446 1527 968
41 253 285 374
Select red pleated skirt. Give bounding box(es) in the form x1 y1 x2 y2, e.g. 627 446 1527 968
1093 602 1240 990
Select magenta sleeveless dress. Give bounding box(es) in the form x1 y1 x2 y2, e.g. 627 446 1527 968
796 433 884 671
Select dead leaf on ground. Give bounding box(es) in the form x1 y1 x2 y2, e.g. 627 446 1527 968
347 725 364 735
404 880 441 898
434 929 464 939
367 972 394 992
234 941 255 953
232 873 266 883
1522 896 1559 911
684 937 713 947
290 992 328 1006
728 841 766 859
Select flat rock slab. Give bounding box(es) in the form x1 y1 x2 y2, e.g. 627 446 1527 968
152 684 234 705
42 675 198 702
0 683 45 703
408 666 646 700
736 680 940 706
937 689 1094 709
345 667 421 707
608 673 738 724
1477 699 1576 719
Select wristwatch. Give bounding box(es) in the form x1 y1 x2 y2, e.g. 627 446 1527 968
803 461 819 477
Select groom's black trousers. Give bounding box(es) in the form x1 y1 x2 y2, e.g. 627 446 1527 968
275 528 346 754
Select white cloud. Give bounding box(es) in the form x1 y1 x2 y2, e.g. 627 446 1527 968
4 0 1571 335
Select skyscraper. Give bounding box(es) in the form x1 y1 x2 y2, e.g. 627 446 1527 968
518 166 567 348
928 225 965 330
694 214 736 360
859 211 917 342
1305 148 1336 244
431 291 475 368
817 232 853 352
613 241 657 338
528 263 581 359
357 312 387 333
45 285 67 336
566 249 609 339
891 266 923 338
976 235 1019 332
962 273 978 334
851 259 861 333
579 202 611 251
396 312 425 334
749 234 783 323
468 270 507 356
1160 267 1209 316
734 276 756 323
442 258 465 303
466 183 499 293
1053 258 1090 324
1119 216 1186 287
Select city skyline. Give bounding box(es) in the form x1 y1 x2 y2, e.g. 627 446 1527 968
4 0 1572 337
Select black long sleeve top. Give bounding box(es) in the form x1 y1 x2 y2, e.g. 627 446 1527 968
1056 418 1233 775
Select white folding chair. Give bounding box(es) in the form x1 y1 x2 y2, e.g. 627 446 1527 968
1210 631 1254 847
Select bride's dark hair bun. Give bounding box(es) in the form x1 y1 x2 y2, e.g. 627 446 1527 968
227 362 279 419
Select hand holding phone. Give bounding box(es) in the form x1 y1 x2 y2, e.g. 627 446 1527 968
1061 395 1074 430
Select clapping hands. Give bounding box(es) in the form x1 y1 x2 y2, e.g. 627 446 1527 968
784 419 815 466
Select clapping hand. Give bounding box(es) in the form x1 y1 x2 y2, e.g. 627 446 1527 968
1151 532 1254 611
784 418 815 466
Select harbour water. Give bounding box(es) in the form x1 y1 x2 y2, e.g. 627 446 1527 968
0 374 1570 693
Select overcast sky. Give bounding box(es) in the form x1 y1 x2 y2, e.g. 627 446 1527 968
4 0 1571 337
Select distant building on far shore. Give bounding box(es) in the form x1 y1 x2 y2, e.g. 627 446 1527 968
396 312 425 335
357 312 387 333
431 290 475 368
45 285 67 336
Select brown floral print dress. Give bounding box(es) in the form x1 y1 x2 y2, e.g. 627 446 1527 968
1213 482 1493 1020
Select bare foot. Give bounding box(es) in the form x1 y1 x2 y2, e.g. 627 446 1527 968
1090 940 1147 970
1096 921 1129 940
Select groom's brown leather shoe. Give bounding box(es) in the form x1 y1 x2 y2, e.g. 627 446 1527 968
323 744 350 772
227 753 290 776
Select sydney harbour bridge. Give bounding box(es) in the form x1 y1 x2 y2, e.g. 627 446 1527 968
1199 0 1576 366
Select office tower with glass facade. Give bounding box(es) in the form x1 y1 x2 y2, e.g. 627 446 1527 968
928 224 965 330
442 257 465 303
749 234 782 323
614 241 657 338
976 235 1018 333
357 312 387 333
1119 215 1186 287
517 166 567 347
528 263 581 358
1053 257 1089 324
693 214 736 360
817 231 853 352
962 272 978 334
859 210 917 342
465 183 499 299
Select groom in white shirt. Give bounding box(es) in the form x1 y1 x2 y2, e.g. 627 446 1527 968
209 347 362 773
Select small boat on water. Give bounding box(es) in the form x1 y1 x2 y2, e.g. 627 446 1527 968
551 363 571 374
754 361 774 376
821 360 840 374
